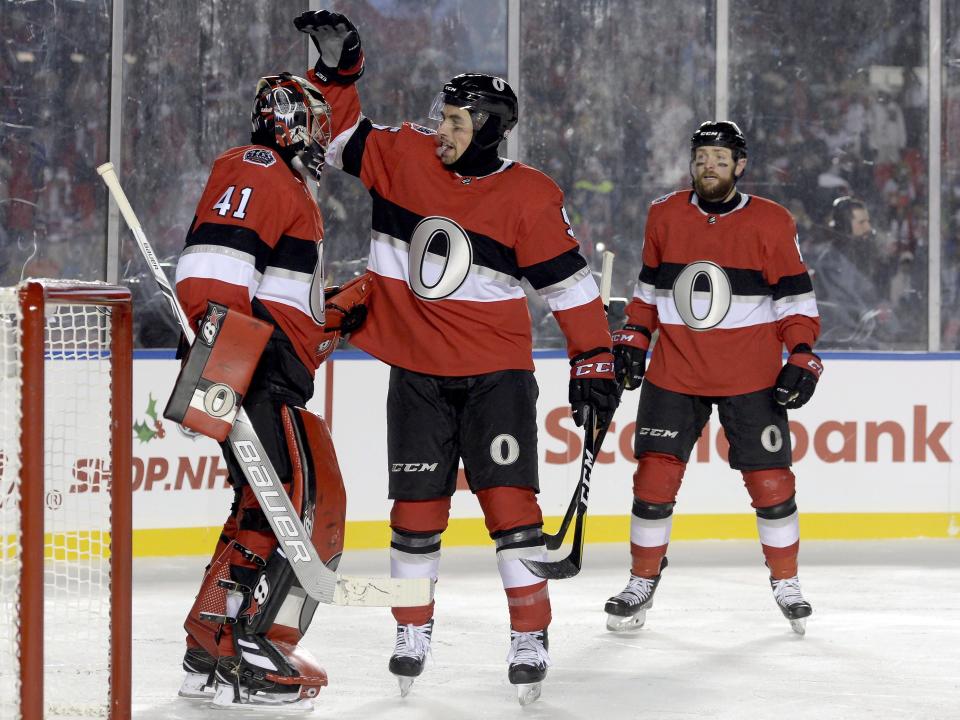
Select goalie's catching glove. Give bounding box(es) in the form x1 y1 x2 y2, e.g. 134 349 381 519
294 10 365 84
774 344 823 409
317 272 373 363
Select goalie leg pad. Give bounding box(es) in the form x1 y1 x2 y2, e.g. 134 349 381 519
477 487 551 632
164 301 273 441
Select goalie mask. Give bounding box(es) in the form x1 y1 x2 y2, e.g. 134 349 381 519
428 73 518 151
251 73 332 179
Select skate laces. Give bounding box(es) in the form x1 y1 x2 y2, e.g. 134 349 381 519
394 622 432 661
507 631 551 669
614 574 656 605
772 576 806 607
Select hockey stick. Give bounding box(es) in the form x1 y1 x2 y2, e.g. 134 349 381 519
543 250 616 551
520 406 611 580
97 162 431 608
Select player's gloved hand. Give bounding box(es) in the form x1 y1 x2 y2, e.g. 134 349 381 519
611 324 651 391
774 344 823 409
569 348 619 428
294 10 365 84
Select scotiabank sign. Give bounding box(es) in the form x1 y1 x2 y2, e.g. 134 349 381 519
542 405 952 465
130 356 960 528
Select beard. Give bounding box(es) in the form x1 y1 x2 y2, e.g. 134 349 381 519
692 173 737 202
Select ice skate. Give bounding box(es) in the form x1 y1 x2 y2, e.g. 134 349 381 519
770 575 813 635
507 629 550 706
178 646 216 699
210 654 320 711
389 619 434 697
604 557 668 631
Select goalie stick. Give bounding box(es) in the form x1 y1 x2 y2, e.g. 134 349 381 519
97 162 431 608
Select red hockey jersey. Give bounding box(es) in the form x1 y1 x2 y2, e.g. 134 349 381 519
175 145 327 374
625 190 820 396
315 75 611 376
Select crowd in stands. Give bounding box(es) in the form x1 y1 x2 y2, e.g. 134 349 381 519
2 0 958 350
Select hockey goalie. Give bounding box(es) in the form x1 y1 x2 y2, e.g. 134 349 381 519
164 72 370 710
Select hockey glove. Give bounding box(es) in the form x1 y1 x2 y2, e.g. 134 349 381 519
611 324 651 391
294 10 365 84
774 344 823 409
569 347 619 428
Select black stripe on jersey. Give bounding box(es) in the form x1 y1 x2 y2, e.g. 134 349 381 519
342 118 374 178
185 222 271 273
370 190 522 279
520 248 588 291
270 234 318 274
655 262 770 296
770 271 814 300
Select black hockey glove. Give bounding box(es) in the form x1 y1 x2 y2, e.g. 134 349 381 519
611 324 651 391
774 344 823 409
294 10 365 84
569 347 619 428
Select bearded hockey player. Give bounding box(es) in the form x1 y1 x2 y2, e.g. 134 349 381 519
168 72 370 709
603 120 822 637
292 9 619 706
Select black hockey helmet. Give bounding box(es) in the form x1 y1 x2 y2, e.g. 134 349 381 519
691 120 747 159
251 72 332 178
428 73 519 150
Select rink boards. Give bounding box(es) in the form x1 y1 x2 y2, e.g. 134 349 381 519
111 352 960 555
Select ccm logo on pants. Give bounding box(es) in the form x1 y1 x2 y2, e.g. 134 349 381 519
393 463 439 472
637 427 679 438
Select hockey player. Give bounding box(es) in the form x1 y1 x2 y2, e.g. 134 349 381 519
605 121 822 636
293 10 619 706
169 72 371 709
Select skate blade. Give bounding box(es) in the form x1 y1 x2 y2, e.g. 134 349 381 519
516 682 542 706
789 617 807 636
211 683 316 712
606 609 647 632
178 673 214 699
397 676 415 698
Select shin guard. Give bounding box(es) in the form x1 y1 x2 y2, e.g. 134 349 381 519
630 453 685 577
389 498 450 626
743 468 799 579
477 487 551 632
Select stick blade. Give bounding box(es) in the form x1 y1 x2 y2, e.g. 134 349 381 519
520 556 582 580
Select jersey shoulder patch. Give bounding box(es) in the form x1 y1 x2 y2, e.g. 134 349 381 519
242 148 277 167
651 191 677 206
408 122 436 137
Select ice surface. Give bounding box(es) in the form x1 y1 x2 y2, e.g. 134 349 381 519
131 540 960 719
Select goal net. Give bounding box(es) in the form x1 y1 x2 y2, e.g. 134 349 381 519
0 280 132 720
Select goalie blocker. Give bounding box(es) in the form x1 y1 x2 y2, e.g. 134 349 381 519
165 301 272 441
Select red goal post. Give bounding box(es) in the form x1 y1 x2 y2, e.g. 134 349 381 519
0 280 132 720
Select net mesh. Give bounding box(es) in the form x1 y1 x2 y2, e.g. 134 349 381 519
1 283 118 719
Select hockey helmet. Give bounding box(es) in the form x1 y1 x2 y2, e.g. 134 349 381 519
691 120 747 159
428 73 519 150
251 73 332 178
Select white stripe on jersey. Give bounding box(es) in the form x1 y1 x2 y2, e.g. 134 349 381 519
538 267 600 312
774 292 819 321
257 269 315 318
325 114 365 171
633 279 657 305
655 290 777 328
175 250 260 300
369 230 526 302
